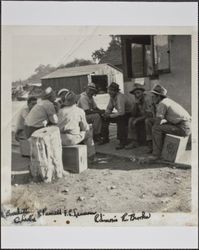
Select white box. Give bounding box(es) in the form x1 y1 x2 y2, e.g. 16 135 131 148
62 145 88 173
161 134 189 163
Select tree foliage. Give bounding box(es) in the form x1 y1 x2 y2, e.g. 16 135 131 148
92 35 121 63
57 58 94 69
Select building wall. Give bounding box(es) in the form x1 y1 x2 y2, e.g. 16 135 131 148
42 65 124 95
158 35 191 114
123 36 191 114
42 75 88 94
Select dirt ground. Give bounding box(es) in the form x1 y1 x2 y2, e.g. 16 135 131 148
12 152 191 213
11 100 191 213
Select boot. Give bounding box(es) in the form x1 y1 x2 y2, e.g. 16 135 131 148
125 140 139 149
146 140 153 154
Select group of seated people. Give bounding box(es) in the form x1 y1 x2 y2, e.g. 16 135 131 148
15 81 191 162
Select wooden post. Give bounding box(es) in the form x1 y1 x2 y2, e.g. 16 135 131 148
30 126 64 182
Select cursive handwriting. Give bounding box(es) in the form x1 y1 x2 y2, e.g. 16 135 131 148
13 214 37 224
94 213 118 223
64 208 97 218
121 211 151 222
5 208 30 217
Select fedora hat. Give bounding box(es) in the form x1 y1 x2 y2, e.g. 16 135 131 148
87 82 97 92
108 82 120 92
63 91 77 106
58 88 69 96
151 84 167 97
130 84 145 95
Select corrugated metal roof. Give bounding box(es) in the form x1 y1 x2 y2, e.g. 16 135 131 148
41 63 122 80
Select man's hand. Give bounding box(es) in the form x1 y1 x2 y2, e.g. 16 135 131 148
102 113 110 120
160 119 167 125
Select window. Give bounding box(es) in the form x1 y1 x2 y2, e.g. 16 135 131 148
123 35 171 79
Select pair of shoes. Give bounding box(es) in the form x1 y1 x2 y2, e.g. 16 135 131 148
125 141 139 149
115 144 125 150
93 135 102 143
97 138 110 145
147 155 160 161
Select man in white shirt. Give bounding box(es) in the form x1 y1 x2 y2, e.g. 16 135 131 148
25 87 58 138
149 84 191 159
77 83 104 143
58 91 95 160
15 96 37 141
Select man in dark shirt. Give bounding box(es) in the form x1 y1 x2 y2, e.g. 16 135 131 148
101 82 133 149
125 84 156 149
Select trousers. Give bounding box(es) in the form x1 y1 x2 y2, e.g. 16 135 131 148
86 113 102 136
101 113 131 144
128 117 155 143
152 120 191 156
60 129 95 158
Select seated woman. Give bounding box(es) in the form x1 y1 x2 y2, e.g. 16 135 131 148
57 91 96 162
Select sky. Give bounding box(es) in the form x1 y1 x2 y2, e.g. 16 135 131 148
5 26 112 82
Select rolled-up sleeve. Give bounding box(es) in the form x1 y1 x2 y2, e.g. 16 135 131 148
47 103 58 124
106 98 114 114
115 94 125 116
79 110 89 131
77 96 89 111
156 102 167 119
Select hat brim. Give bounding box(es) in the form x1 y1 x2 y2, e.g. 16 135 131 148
87 87 97 92
151 90 167 97
130 88 145 94
108 87 120 91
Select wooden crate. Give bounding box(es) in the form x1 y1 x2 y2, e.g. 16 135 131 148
62 145 87 173
161 134 189 163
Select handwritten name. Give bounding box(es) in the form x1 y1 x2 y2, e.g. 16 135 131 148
94 212 151 223
14 214 36 224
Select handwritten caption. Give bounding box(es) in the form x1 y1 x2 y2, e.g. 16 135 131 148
2 207 151 224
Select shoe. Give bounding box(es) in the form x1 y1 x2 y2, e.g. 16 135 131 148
97 138 110 145
115 144 125 150
125 141 139 149
145 140 153 154
147 155 160 161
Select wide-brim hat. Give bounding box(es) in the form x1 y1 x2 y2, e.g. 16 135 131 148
63 91 77 106
43 87 56 99
130 84 145 95
58 88 69 96
150 84 167 97
87 82 97 92
108 82 120 92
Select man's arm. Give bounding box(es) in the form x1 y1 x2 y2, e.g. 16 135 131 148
109 94 125 118
47 103 58 125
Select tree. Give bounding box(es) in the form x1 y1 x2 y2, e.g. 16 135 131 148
27 64 56 83
92 36 121 63
57 58 94 69
92 48 106 63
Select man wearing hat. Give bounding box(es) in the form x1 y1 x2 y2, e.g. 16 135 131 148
77 82 104 143
125 84 156 149
24 87 58 138
15 96 37 142
149 84 191 159
101 82 133 149
56 88 69 108
58 91 95 161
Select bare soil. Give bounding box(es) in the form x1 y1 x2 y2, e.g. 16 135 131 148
12 153 191 213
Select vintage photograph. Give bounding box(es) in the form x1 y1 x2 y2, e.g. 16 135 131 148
2 25 194 226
